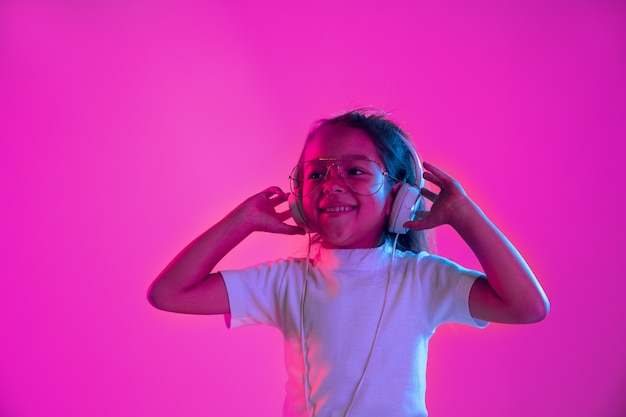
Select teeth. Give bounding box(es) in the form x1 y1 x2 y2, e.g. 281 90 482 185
323 206 353 213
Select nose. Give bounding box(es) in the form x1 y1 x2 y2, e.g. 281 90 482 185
322 165 345 194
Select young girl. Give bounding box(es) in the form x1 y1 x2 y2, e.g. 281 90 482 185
148 109 549 417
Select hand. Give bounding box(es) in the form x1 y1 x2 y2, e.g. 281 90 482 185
235 186 306 235
403 162 474 231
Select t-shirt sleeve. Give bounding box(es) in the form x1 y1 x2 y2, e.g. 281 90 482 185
220 260 294 330
417 253 489 329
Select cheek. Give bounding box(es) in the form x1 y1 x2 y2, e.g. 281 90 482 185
301 196 318 218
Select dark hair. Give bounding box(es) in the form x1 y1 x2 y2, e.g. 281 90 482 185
300 108 431 253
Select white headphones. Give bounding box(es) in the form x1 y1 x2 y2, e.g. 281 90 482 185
288 134 423 235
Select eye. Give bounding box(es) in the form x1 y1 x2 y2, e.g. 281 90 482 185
345 161 374 177
347 167 365 176
307 171 325 181
303 162 328 182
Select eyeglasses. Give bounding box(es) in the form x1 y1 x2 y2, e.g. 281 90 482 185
289 157 395 197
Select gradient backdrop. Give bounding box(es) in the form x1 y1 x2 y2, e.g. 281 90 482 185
2 1 625 416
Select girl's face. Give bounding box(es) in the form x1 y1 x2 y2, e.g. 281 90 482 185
300 124 396 249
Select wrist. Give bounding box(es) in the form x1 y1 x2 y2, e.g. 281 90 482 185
224 203 257 236
447 197 484 232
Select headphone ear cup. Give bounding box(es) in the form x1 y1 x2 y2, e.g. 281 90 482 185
388 184 421 234
288 193 312 233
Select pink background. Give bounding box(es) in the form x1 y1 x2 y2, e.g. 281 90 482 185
1 1 625 416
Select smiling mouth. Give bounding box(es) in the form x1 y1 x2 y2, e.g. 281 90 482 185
321 206 355 213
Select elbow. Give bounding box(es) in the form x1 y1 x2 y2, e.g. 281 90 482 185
532 292 551 323
147 289 160 310
146 286 161 310
146 281 198 314
517 297 550 324
146 283 170 312
535 298 551 322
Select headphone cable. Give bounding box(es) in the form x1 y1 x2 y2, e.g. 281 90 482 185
300 233 399 417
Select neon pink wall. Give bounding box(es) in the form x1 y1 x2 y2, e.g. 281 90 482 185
2 1 625 416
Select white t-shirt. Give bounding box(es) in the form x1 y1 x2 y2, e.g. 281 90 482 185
222 243 487 417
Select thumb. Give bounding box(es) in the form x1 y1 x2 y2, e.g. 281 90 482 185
272 223 307 236
403 218 435 232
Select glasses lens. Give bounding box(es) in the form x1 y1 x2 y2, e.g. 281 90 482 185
289 158 386 196
289 160 327 196
341 158 385 195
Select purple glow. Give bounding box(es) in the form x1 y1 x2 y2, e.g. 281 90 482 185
1 1 625 416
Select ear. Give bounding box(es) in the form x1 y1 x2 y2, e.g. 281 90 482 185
385 182 403 216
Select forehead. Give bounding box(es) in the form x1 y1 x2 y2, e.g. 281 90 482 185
303 124 383 164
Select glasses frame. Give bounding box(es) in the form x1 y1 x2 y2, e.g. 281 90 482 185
289 157 399 197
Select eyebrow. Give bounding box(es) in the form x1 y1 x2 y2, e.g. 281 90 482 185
311 155 372 160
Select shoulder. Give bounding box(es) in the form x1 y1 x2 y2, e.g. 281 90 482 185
394 249 453 271
220 257 311 310
414 251 478 273
395 250 483 287
220 256 310 287
222 256 309 275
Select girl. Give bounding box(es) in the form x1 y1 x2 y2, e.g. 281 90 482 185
148 109 549 417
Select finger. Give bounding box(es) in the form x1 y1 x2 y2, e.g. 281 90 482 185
262 186 286 199
422 161 448 176
403 219 427 231
414 210 429 219
421 171 443 189
420 188 438 203
262 187 288 205
423 162 456 184
272 224 307 236
424 162 452 180
276 209 294 222
270 193 288 206
403 218 437 232
262 187 277 197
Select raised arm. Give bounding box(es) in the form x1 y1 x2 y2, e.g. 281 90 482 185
147 187 305 315
404 162 550 324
